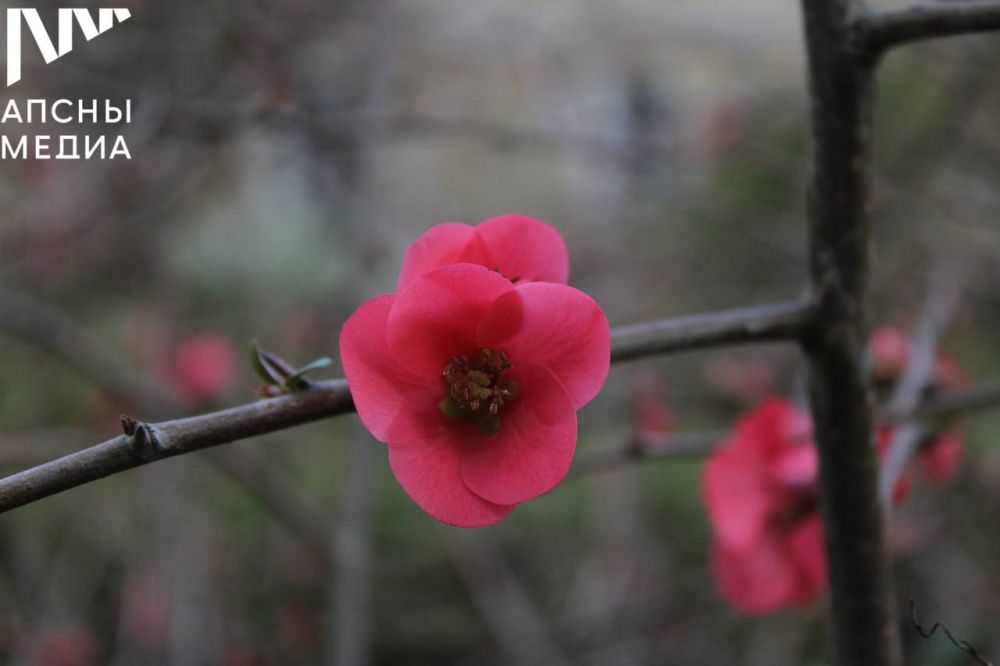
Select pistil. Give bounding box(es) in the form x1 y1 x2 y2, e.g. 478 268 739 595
440 348 519 435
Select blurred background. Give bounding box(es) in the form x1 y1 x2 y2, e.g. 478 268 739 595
0 0 998 664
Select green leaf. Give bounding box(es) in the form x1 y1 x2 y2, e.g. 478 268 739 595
284 357 334 391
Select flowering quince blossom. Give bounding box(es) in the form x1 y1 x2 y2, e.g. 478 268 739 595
702 399 826 615
397 214 569 289
340 263 610 527
172 333 238 405
870 326 965 484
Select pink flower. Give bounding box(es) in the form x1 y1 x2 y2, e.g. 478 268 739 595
919 430 963 484
630 372 673 438
121 573 170 648
340 263 609 527
881 425 964 487
28 627 100 666
702 399 826 614
871 327 911 382
870 326 965 484
397 214 569 289
870 326 964 389
172 333 238 404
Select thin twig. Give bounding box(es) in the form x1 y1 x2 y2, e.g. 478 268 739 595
328 436 376 666
571 431 725 476
610 299 816 362
0 302 813 514
879 267 961 508
0 287 333 550
440 529 570 666
909 600 994 666
0 379 354 514
201 448 328 558
903 380 1000 422
861 1 1000 54
0 287 176 412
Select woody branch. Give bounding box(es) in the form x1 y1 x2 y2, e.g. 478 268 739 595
4 297 1000 517
799 0 898 664
0 300 814 514
859 1 1000 53
799 0 1000 662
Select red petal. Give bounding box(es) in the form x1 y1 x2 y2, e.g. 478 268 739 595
772 444 818 487
397 223 489 290
712 533 800 615
385 402 514 527
340 295 426 440
787 515 827 605
387 264 514 379
476 214 569 284
476 282 609 409
703 444 771 550
459 364 577 505
919 431 963 484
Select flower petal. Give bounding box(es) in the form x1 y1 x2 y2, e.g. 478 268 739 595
712 533 800 615
703 444 771 549
340 295 427 441
476 282 610 409
459 363 577 506
787 515 827 605
386 401 514 527
919 431 963 484
387 264 514 379
397 223 489 290
476 214 569 284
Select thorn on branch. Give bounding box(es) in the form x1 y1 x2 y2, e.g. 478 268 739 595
121 415 164 461
909 600 994 666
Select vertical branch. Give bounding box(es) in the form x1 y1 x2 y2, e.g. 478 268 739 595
799 1 901 665
327 434 376 666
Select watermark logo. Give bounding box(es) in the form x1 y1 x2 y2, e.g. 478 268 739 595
7 8 132 86
1 8 135 160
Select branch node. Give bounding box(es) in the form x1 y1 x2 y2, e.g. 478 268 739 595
122 418 165 461
120 414 139 437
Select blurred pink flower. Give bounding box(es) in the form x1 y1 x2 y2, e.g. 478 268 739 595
172 333 238 404
703 399 826 614
341 263 609 526
223 647 270 666
870 326 964 388
704 357 776 405
122 574 170 648
28 626 100 666
871 327 911 382
275 602 321 655
630 372 673 437
919 430 964 485
397 214 569 289
870 326 965 484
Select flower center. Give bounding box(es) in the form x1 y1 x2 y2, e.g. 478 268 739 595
770 483 820 529
439 348 519 435
491 266 521 283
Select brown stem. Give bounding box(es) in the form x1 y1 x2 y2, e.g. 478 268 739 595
860 1 1000 53
0 303 811 514
799 0 900 663
0 380 353 514
0 287 332 551
610 299 816 362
